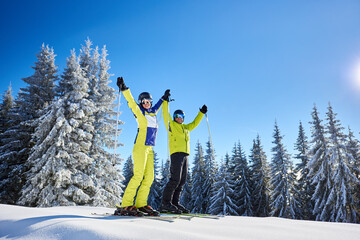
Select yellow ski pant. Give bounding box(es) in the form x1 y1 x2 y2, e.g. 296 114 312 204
121 144 154 208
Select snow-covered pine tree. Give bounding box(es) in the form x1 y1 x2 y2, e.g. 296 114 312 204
18 50 98 207
80 42 123 206
293 121 313 220
249 135 270 217
159 158 170 202
21 44 57 116
307 105 332 221
269 122 299 219
208 159 238 215
0 44 58 204
227 143 240 215
0 91 29 204
233 142 253 216
0 84 14 203
0 84 14 136
149 152 162 209
346 127 360 222
80 38 100 103
190 141 207 213
346 128 360 173
122 155 134 192
180 168 192 210
324 103 359 223
204 139 218 213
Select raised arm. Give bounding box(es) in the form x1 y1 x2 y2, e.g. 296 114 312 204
122 89 144 119
162 100 172 132
185 105 207 131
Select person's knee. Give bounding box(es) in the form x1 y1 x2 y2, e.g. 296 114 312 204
168 177 181 188
142 174 154 187
131 171 145 185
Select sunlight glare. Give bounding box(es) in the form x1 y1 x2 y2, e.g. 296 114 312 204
352 60 360 91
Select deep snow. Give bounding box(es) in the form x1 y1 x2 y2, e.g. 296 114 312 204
0 204 359 240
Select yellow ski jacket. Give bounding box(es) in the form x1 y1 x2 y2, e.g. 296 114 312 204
123 89 163 146
163 100 204 155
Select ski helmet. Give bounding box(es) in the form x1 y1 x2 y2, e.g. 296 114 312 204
173 109 185 121
138 92 153 104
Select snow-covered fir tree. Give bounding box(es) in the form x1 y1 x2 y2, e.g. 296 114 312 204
159 158 170 202
293 121 313 220
204 139 218 213
18 49 107 207
0 91 29 204
0 84 14 136
149 152 162 209
324 104 359 223
122 155 134 192
307 105 333 221
21 44 58 116
81 42 123 206
269 122 299 219
180 168 192 210
190 141 207 213
227 142 243 215
233 142 253 216
346 127 360 222
0 44 58 204
208 159 238 215
80 38 99 102
0 84 15 203
249 135 270 217
227 143 240 214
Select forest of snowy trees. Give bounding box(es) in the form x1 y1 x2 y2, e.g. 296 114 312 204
0 40 359 224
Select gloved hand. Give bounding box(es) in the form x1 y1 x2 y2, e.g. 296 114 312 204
162 89 171 101
117 77 128 91
200 105 207 114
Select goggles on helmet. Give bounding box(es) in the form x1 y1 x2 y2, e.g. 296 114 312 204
174 113 185 119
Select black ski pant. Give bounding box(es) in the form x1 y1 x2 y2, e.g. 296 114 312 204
162 152 189 205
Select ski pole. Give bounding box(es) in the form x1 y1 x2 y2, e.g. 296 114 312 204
205 113 215 161
113 91 122 162
166 98 174 162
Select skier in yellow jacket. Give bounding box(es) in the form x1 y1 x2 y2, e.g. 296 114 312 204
116 77 170 216
159 99 207 213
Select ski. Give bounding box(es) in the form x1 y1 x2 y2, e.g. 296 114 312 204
90 212 192 222
161 212 221 219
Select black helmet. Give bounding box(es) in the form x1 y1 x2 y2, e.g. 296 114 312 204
173 109 185 121
138 92 153 104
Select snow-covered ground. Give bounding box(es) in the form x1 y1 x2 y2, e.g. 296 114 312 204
0 204 359 240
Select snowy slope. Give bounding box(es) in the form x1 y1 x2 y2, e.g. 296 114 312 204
0 204 359 240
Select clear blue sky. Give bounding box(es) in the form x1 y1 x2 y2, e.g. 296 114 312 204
1 0 360 165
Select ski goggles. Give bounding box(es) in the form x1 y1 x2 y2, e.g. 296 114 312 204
174 113 185 119
141 99 153 105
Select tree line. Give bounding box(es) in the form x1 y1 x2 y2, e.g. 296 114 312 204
0 39 123 207
140 105 360 223
0 40 359 224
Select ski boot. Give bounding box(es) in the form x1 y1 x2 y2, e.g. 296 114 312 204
159 202 182 214
173 203 190 214
138 205 160 216
115 206 144 217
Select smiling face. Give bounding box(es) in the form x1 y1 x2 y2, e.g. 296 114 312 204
174 112 184 124
174 117 184 124
141 99 152 109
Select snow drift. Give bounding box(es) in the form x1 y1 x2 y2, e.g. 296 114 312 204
0 204 359 240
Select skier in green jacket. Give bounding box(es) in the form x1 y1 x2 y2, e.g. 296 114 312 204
159 99 207 213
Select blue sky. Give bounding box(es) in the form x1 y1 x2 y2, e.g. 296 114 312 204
1 0 360 164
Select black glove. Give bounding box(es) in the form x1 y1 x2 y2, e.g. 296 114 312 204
162 89 171 101
200 105 207 114
117 77 128 91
